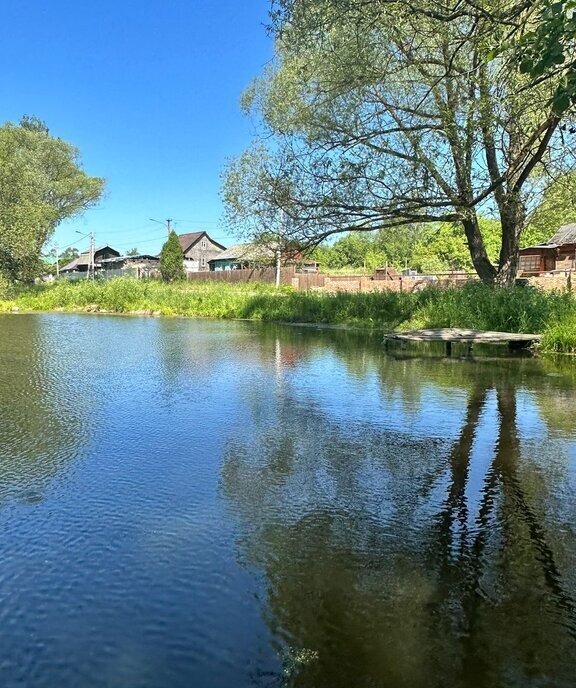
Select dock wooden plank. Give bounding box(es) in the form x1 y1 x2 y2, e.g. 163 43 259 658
383 328 541 348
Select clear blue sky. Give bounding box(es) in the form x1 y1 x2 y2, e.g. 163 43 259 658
0 0 272 256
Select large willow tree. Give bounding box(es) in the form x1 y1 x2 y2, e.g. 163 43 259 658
223 0 576 285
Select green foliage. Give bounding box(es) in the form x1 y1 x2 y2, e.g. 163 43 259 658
515 0 576 114
406 282 574 333
313 219 506 273
0 271 13 299
223 0 574 285
159 231 185 282
540 312 576 352
528 171 576 239
58 247 79 266
126 247 139 256
0 117 104 281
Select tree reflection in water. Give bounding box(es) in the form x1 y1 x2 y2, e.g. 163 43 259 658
0 315 92 500
221 345 576 688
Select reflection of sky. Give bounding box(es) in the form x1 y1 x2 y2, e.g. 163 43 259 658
284 351 469 441
4 315 576 688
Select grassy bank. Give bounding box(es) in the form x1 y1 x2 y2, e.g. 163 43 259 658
1 278 575 353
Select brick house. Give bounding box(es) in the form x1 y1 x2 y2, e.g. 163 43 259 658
178 232 226 272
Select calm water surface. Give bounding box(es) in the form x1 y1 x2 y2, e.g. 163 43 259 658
1 313 576 687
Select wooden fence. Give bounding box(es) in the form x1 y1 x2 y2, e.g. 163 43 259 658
186 267 296 285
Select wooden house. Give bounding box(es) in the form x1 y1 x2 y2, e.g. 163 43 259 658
208 243 274 271
178 232 226 272
519 223 576 274
60 246 120 275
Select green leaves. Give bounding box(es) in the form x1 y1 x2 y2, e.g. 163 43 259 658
159 231 186 282
513 0 576 114
0 118 104 281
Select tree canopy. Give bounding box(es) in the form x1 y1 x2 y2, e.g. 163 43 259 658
312 215 550 273
528 170 576 237
0 117 104 281
223 0 576 285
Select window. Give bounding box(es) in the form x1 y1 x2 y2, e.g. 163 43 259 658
201 256 206 267
201 240 207 249
519 254 540 273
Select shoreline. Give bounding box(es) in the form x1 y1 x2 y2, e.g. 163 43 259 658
1 278 575 354
0 305 559 356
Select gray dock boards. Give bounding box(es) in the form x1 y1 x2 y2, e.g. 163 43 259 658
383 328 541 354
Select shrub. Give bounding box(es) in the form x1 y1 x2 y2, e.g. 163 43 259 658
159 231 185 282
0 272 12 299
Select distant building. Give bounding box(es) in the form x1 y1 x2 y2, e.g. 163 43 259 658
99 254 160 279
60 246 120 276
208 243 272 271
178 232 226 272
209 242 319 272
519 223 576 274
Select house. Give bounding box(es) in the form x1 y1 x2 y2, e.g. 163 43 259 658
208 242 317 272
99 254 160 279
518 223 576 274
208 243 276 271
178 232 226 272
60 246 120 276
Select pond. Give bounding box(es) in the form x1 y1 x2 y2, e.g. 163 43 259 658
0 313 576 688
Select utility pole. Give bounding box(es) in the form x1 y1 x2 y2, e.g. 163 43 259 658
150 218 174 238
87 232 95 280
54 243 60 279
276 209 284 289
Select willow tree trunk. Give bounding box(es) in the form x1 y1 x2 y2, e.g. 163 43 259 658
462 216 497 284
495 192 526 288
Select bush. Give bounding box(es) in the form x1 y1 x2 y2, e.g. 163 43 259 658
0 272 13 299
541 313 576 354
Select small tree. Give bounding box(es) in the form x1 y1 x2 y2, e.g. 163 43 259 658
159 231 185 282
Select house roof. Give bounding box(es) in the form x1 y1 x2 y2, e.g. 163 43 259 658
178 231 227 253
209 243 274 262
60 257 81 272
99 254 159 263
548 223 576 245
519 244 559 252
60 246 120 272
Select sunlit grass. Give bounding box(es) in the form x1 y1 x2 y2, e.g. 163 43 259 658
1 278 576 352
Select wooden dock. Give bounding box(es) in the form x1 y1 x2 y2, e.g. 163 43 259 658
383 328 542 355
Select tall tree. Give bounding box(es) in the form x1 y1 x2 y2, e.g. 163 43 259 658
223 0 575 285
159 231 185 282
0 117 104 281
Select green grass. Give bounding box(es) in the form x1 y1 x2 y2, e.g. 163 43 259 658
1 278 576 353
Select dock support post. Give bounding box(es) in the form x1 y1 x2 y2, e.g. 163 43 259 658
446 341 452 356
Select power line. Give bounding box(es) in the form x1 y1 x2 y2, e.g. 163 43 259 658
150 218 173 238
94 222 161 238
112 234 167 248
57 232 90 251
174 219 221 225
